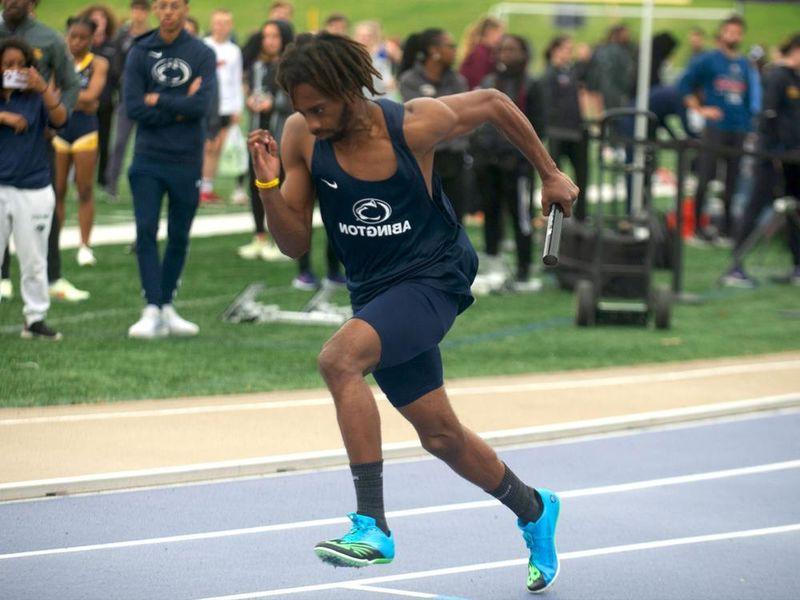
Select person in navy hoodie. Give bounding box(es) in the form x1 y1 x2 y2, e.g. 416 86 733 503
248 32 576 593
0 37 67 339
124 0 216 338
680 14 760 243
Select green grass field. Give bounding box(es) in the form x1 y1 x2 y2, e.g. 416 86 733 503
2 225 798 407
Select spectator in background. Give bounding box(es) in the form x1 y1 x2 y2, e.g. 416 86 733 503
399 28 469 222
242 1 295 72
78 5 118 190
200 9 243 203
458 15 504 90
650 31 678 88
0 0 84 303
52 16 108 268
238 18 292 262
124 0 216 338
544 35 587 221
680 14 760 243
184 15 199 37
104 0 151 201
722 33 800 287
323 13 349 36
587 24 636 112
471 34 546 289
688 27 707 60
353 20 395 99
0 37 67 337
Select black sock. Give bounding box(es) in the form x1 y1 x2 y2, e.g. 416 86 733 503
350 460 389 535
488 463 543 525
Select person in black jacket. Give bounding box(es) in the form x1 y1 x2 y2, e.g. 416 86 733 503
543 35 587 221
472 34 546 287
722 33 800 287
79 5 119 188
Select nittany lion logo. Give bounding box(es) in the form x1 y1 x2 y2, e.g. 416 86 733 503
353 198 392 225
151 57 192 87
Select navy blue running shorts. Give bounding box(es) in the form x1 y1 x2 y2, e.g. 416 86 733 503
352 281 460 408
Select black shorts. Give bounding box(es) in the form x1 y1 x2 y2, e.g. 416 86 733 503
353 281 460 408
205 114 233 140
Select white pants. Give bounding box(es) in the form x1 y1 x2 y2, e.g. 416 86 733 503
0 184 54 325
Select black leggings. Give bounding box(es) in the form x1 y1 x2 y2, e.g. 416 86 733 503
733 160 800 268
475 163 534 279
549 136 589 221
694 128 746 237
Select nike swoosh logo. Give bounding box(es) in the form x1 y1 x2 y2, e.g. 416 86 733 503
149 51 163 58
321 178 338 189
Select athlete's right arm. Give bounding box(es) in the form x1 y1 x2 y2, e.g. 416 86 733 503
248 114 315 258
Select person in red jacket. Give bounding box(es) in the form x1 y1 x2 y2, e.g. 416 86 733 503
458 16 504 90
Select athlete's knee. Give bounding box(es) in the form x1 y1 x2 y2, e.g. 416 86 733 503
419 424 466 462
317 341 361 385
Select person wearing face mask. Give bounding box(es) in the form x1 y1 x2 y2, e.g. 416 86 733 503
398 28 468 222
471 34 546 290
680 15 761 244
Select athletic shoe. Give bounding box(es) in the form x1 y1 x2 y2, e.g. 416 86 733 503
325 273 347 287
314 513 395 568
128 305 167 339
21 320 62 341
292 271 320 291
200 191 222 203
101 185 119 203
49 278 90 302
0 278 12 300
261 241 289 261
161 304 199 336
513 277 543 293
230 186 249 205
720 267 757 289
77 245 97 267
789 267 800 287
518 488 561 594
237 237 267 260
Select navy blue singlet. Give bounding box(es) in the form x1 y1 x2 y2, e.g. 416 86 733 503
311 99 478 312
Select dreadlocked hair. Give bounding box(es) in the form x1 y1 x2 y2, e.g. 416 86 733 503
276 32 381 101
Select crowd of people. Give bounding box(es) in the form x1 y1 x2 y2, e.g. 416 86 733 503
1 0 798 340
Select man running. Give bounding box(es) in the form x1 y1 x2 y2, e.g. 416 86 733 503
248 32 577 593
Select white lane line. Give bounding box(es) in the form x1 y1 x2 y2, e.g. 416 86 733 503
193 523 800 599
344 584 443 598
2 359 798 425
2 458 798 561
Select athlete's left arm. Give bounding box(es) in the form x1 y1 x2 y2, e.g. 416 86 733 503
76 55 108 113
405 91 577 216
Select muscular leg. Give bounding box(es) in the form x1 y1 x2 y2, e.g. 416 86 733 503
73 150 97 246
398 386 504 490
317 318 383 464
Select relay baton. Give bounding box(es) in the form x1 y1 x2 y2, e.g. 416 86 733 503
542 204 564 267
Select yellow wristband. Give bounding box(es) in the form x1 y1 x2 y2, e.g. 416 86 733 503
255 177 280 190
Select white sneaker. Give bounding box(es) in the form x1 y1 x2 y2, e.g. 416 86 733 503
49 278 90 302
128 305 167 339
237 237 267 260
161 304 199 336
77 245 97 267
230 186 249 205
261 240 289 261
0 278 12 300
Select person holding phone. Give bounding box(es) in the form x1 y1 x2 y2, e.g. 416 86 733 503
0 37 67 339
